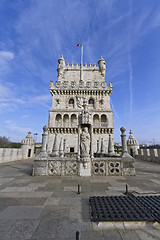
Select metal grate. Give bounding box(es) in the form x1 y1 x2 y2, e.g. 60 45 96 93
135 195 160 223
89 195 160 222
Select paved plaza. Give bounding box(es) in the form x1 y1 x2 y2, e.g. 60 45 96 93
0 159 160 239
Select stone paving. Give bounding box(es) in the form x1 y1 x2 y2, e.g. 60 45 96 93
0 159 160 239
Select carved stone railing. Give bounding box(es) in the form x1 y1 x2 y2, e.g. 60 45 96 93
65 152 78 158
93 123 108 128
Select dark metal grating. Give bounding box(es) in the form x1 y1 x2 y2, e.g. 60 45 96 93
134 195 160 223
89 195 160 222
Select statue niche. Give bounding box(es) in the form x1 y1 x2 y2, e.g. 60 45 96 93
80 127 91 168
81 97 92 124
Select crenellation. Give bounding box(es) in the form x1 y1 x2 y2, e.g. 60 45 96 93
136 148 160 162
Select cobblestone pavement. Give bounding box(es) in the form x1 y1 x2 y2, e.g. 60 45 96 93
0 159 160 239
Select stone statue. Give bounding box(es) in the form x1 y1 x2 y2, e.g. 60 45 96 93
80 127 90 157
81 98 91 124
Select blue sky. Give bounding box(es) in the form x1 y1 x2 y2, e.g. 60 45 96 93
0 0 160 144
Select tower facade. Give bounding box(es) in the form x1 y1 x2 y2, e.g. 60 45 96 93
48 56 114 157
33 55 135 176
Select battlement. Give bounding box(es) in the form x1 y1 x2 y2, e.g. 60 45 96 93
65 62 98 68
136 148 160 162
57 55 106 80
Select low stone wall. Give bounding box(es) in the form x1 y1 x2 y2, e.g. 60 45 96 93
33 156 135 176
135 148 160 162
0 148 35 164
0 148 23 164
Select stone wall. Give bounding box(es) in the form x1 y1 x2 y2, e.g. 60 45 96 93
0 132 35 164
135 148 160 162
0 147 35 164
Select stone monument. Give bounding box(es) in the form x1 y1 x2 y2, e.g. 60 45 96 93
33 55 135 176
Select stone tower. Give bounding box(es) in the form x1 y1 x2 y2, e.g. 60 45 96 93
48 56 114 158
33 55 135 176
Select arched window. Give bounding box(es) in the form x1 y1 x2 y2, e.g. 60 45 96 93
88 99 94 105
93 114 99 123
69 98 74 105
93 114 99 127
101 114 107 127
71 114 77 126
55 114 62 126
63 114 69 126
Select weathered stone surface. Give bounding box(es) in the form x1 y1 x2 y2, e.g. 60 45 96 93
2 219 40 240
0 206 44 219
0 159 160 239
33 56 135 176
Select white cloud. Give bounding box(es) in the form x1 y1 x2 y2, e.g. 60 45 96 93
21 115 29 119
30 94 51 108
32 94 51 102
5 120 30 134
0 84 12 97
0 51 14 73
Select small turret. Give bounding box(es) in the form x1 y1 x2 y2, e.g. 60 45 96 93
57 55 65 77
98 56 106 77
127 130 139 157
21 131 35 159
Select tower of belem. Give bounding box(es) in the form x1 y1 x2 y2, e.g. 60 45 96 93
33 55 135 176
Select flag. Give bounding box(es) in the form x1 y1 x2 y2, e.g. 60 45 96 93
77 44 83 47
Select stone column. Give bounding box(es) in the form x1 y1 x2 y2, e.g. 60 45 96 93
51 134 59 157
101 138 104 153
120 127 128 155
120 127 131 157
90 125 93 159
59 138 64 157
108 134 114 156
63 139 66 154
41 125 48 153
97 140 99 153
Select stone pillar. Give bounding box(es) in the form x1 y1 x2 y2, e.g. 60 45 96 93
101 138 104 153
41 125 48 153
120 127 128 155
90 125 93 159
63 139 66 154
120 127 135 176
33 126 48 176
97 140 99 153
59 138 64 157
51 134 59 157
108 134 114 156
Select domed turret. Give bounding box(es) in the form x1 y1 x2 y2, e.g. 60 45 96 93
21 131 35 159
21 131 35 145
127 130 139 157
98 56 106 77
57 55 65 77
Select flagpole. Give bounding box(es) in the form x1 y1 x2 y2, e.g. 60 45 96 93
80 44 83 80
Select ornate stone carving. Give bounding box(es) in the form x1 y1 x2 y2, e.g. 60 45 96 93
81 98 92 124
80 127 91 168
93 161 105 175
108 162 121 175
76 96 83 108
80 127 90 157
65 161 78 175
48 161 62 175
